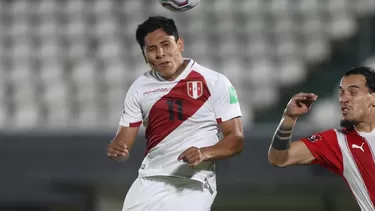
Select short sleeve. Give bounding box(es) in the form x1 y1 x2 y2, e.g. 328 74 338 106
300 129 343 175
119 88 143 127
212 74 242 123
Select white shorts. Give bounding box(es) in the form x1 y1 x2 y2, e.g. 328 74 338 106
122 175 217 211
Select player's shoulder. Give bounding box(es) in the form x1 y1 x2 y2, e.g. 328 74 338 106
192 60 229 84
126 71 153 96
305 129 339 143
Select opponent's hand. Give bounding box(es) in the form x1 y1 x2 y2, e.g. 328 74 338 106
178 146 207 168
107 141 129 161
284 92 318 118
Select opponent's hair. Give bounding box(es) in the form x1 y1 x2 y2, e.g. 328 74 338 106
136 16 179 54
344 66 375 93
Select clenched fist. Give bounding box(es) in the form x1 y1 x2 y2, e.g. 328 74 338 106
178 146 208 168
107 141 129 161
284 92 318 118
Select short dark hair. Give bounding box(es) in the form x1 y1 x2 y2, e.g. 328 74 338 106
135 16 179 51
344 66 375 93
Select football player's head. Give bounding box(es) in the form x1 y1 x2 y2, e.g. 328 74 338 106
339 66 375 130
136 16 185 80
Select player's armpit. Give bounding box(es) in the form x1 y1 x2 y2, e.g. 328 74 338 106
201 117 244 161
112 126 140 153
268 140 315 167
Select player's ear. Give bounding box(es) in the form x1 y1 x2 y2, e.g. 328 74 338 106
371 92 375 107
177 37 184 52
141 50 148 63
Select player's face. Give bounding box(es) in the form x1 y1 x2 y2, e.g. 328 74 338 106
143 29 184 80
339 75 375 123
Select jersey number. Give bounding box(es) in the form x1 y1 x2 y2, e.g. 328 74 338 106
166 99 184 121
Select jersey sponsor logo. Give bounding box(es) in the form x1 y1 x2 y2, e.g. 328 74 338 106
352 142 365 152
187 81 203 99
229 85 239 104
143 88 169 96
307 134 322 142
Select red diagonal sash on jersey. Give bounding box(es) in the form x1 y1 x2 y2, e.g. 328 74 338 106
144 71 211 155
346 132 375 205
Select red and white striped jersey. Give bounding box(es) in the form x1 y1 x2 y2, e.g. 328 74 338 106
119 59 242 183
301 129 375 211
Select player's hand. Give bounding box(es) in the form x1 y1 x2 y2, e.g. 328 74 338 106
178 146 207 168
107 141 129 161
284 92 318 118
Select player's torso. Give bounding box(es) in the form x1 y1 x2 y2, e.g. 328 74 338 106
336 131 375 210
140 74 214 131
137 63 220 154
134 62 221 182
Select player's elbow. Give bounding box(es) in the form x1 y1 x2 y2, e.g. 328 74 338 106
268 159 289 168
232 133 244 155
268 153 289 168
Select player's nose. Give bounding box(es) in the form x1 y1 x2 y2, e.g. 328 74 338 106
155 47 164 58
339 95 349 104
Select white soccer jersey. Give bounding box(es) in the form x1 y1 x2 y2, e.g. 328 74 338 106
119 59 242 183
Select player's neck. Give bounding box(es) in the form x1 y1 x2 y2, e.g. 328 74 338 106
163 60 189 81
356 112 375 132
355 121 375 133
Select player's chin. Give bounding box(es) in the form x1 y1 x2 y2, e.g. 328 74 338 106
341 112 352 120
340 117 357 129
341 116 354 123
157 68 176 78
156 62 173 70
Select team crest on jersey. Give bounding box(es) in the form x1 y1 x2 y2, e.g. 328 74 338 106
187 81 203 99
307 134 322 142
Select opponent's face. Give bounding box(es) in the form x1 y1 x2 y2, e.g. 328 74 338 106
339 75 375 123
143 29 184 79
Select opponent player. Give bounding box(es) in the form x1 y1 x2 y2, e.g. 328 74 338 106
268 66 375 210
106 16 244 211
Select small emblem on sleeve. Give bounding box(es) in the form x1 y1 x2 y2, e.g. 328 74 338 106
229 85 239 104
307 134 322 142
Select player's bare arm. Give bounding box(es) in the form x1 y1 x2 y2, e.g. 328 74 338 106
107 126 139 161
178 117 244 167
268 92 318 167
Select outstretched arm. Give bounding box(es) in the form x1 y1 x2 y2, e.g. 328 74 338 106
268 92 318 167
268 115 314 167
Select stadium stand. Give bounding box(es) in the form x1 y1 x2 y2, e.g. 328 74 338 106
1 1 375 210
0 0 374 132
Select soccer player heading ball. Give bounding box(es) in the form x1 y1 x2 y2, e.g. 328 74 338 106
269 66 375 210
107 16 244 211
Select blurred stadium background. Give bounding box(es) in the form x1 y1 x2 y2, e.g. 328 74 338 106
1 0 375 210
